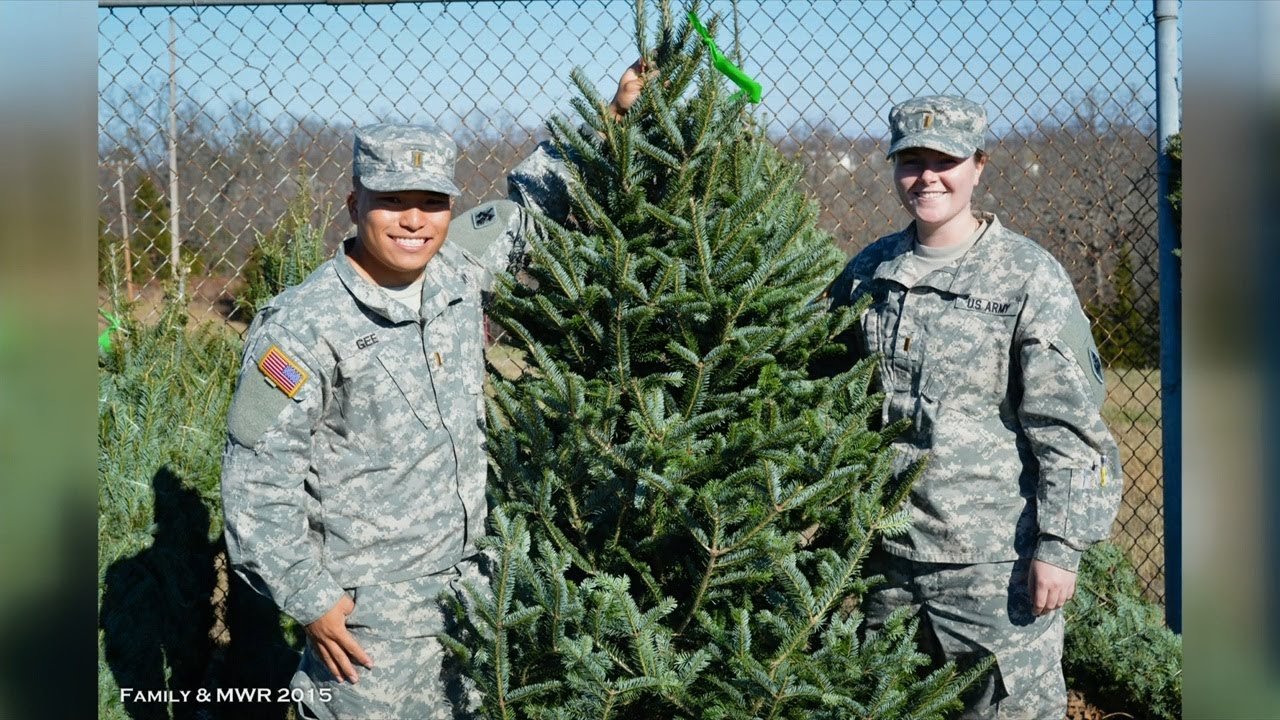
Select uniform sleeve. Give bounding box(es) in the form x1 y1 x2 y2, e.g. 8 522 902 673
220 322 344 625
506 139 576 225
1015 263 1123 573
447 199 541 293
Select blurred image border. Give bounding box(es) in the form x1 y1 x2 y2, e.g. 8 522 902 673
1182 0 1280 717
11 0 1277 716
0 1 100 718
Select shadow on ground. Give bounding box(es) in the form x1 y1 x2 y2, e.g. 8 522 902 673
100 467 299 720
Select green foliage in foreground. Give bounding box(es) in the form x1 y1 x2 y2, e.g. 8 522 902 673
443 3 979 717
97 298 242 719
1064 542 1182 720
98 298 240 563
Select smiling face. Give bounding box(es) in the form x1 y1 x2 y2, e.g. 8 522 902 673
346 183 452 287
892 147 987 246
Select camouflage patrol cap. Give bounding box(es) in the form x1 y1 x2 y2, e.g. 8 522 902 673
887 95 987 159
352 123 460 196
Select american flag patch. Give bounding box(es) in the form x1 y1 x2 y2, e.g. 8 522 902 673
258 345 308 398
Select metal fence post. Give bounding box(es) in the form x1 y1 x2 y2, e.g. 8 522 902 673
1153 0 1181 633
168 14 184 300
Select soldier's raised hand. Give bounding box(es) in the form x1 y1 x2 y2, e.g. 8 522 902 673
306 594 373 683
608 57 653 120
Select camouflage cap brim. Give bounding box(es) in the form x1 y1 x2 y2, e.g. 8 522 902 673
358 169 460 196
887 130 977 159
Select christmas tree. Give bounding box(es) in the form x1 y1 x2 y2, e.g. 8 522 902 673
445 3 979 717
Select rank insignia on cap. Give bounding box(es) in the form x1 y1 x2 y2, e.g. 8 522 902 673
258 345 308 398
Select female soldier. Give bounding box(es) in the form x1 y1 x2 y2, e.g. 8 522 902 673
827 96 1122 718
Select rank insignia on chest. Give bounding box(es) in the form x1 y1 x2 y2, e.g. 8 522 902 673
258 345 308 398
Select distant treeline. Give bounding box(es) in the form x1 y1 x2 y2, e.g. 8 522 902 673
98 110 1159 361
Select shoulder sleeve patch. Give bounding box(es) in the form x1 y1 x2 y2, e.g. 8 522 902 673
471 203 498 229
258 345 309 398
448 199 528 291
449 201 518 257
227 334 314 447
1052 307 1107 405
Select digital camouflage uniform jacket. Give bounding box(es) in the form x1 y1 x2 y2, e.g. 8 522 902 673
828 213 1122 572
221 145 561 627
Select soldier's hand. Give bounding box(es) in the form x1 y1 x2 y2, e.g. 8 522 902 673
1029 559 1077 616
306 594 373 683
608 57 652 120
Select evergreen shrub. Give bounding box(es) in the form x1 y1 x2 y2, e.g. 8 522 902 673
444 3 980 718
1085 249 1159 369
236 166 329 321
1063 542 1182 720
1166 132 1181 238
97 296 243 719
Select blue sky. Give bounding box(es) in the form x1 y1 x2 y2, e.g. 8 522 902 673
98 1 1169 147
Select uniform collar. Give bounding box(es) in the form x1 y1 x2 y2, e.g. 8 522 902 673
869 231 917 285
873 212 1001 295
945 212 1002 296
334 238 468 323
420 245 469 321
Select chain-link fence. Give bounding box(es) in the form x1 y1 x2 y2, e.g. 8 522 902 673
98 0 1173 675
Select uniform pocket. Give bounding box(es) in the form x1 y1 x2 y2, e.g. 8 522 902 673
375 351 445 432
336 346 442 434
913 376 941 442
915 378 1027 523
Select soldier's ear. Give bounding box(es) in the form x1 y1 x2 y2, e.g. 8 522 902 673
346 190 358 223
972 151 989 175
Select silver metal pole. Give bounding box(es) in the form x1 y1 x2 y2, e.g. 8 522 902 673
1153 0 1181 633
168 14 184 300
117 162 134 303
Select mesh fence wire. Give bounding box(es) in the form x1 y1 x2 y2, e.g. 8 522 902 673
97 0 1171 622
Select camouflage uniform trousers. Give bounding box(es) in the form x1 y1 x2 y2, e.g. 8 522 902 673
862 547 1065 720
292 559 486 720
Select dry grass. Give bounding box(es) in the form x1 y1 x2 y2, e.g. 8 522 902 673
1103 367 1165 604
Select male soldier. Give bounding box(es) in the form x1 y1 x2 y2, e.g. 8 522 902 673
827 95 1123 718
220 65 645 720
